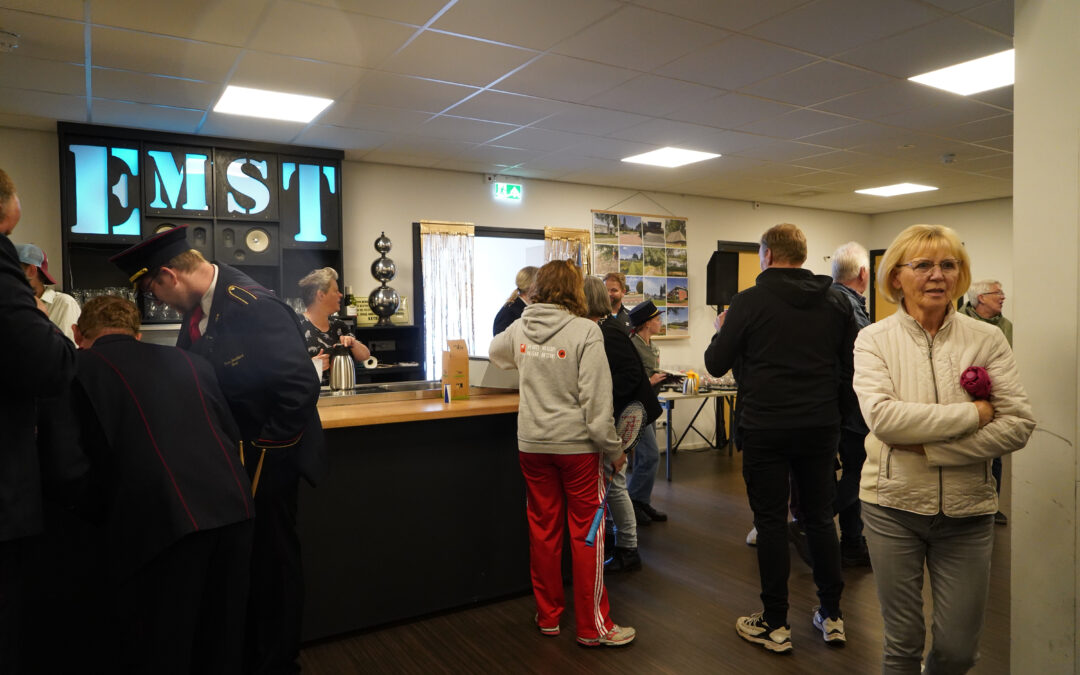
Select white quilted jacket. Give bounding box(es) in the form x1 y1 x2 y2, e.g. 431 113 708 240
853 304 1035 517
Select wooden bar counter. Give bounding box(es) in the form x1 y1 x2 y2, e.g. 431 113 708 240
299 385 527 641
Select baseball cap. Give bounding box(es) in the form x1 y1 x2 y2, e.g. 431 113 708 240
15 243 57 285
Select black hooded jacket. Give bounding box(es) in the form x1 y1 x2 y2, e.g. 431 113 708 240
704 267 858 431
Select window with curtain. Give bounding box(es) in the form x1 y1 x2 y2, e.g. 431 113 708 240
420 222 475 379
544 227 591 274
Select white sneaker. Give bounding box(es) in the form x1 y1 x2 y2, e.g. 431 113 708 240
736 612 791 653
746 526 758 546
812 607 846 646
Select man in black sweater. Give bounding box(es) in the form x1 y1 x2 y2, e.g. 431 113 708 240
704 223 857 654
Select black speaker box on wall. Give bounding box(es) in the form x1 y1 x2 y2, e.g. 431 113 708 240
706 251 739 306
214 223 280 267
143 218 214 261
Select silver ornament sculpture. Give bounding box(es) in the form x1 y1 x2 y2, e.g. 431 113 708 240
368 231 400 326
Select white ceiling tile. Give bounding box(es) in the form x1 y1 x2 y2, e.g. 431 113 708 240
343 71 478 111
431 158 509 173
738 61 891 106
247 1 414 67
300 0 447 25
1 1 82 20
92 69 220 109
955 152 1012 172
379 31 536 88
656 35 815 90
942 114 1012 142
584 75 720 117
877 98 1005 131
727 139 831 162
982 166 1011 180
968 85 1012 110
552 5 727 71
89 0 270 45
230 52 363 99
560 136 658 161
746 0 941 57
608 118 746 152
433 0 621 51
835 17 1014 78
788 150 867 170
784 170 858 187
0 8 84 62
530 104 651 135
975 135 1011 152
0 86 86 122
416 115 519 143
318 102 431 133
963 0 1013 36
456 145 542 166
486 127 590 153
90 99 204 133
811 80 961 120
516 153 624 174
629 0 808 31
359 150 442 167
0 112 60 131
370 136 476 158
738 109 858 140
92 27 243 82
665 93 796 130
495 54 638 103
0 55 85 96
445 91 571 126
199 113 311 143
294 125 389 151
799 122 903 150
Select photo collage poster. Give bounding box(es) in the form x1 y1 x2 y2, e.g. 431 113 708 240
591 210 689 338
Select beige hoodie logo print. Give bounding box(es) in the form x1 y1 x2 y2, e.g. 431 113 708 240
520 343 564 360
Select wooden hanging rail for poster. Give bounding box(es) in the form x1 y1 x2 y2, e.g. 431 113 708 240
419 221 474 235
591 208 687 221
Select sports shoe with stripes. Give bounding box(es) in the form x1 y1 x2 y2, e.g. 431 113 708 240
735 612 792 653
534 613 559 637
576 624 636 647
812 607 846 646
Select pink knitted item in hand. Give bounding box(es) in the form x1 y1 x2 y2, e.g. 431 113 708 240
961 366 992 400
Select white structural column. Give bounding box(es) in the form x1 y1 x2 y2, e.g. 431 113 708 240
1012 1 1080 671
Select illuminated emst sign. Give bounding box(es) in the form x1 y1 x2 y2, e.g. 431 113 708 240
64 140 338 243
493 182 522 201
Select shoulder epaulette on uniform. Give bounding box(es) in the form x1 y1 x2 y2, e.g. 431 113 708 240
227 285 259 305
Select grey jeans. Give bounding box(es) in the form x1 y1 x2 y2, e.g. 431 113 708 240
862 502 995 675
606 461 637 548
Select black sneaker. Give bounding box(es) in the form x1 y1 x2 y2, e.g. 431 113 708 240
633 500 667 522
604 546 642 573
812 607 846 646
633 505 652 527
736 612 792 653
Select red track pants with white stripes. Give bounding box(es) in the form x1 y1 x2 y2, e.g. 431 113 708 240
519 451 614 641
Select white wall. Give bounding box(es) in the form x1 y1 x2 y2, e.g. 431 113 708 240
1011 0 1079 669
0 128 64 283
869 198 1014 317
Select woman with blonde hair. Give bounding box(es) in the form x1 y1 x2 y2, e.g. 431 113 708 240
297 267 369 384
489 260 635 647
853 224 1035 673
493 265 537 335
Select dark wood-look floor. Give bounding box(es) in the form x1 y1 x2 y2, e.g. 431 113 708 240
300 449 1010 674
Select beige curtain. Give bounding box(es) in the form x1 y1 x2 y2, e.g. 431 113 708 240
544 227 591 274
420 221 475 378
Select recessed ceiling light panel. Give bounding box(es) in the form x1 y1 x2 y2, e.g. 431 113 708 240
213 85 333 123
908 49 1014 96
855 183 939 197
621 147 720 168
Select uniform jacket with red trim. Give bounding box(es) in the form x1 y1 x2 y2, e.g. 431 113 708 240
42 334 253 581
177 264 326 485
0 234 76 542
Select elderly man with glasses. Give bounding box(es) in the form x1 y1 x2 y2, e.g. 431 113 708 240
961 279 1013 524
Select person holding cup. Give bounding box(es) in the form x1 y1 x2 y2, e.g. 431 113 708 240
297 268 370 385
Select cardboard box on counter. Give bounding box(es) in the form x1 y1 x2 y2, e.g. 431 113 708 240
441 339 469 400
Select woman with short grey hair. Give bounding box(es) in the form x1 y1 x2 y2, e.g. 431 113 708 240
298 267 370 384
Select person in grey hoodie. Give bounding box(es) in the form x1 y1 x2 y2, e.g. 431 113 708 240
490 260 635 648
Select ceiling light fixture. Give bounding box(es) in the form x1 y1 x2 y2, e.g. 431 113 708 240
855 183 938 197
908 49 1014 96
213 85 333 123
622 147 720 168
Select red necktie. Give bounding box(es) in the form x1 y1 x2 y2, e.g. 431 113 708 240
188 305 204 343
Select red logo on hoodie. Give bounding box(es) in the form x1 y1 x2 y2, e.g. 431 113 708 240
557 349 566 359
520 344 527 353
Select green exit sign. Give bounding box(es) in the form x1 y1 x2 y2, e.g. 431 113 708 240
493 182 523 201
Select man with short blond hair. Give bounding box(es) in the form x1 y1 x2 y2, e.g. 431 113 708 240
604 272 631 334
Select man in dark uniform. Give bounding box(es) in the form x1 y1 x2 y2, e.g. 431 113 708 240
0 168 76 674
42 295 255 674
604 272 632 334
111 225 325 675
